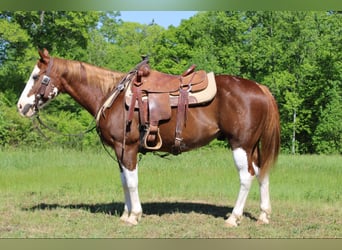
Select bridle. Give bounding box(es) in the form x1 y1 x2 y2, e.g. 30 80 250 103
34 57 55 112
31 57 97 141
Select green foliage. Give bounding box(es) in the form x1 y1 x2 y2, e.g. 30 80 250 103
0 93 39 147
313 85 342 154
0 11 341 154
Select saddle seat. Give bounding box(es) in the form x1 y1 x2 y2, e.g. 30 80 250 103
137 68 208 94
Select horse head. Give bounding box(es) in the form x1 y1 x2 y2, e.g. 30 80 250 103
17 49 60 117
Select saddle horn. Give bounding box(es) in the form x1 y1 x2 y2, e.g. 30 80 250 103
182 64 196 77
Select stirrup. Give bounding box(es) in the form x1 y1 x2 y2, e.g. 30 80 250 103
142 127 162 150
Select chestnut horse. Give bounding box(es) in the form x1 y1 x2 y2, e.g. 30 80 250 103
17 49 280 227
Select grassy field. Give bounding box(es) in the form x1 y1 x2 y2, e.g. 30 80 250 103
0 147 341 238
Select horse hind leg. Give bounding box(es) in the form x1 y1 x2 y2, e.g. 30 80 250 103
226 147 256 227
252 146 272 224
119 163 143 226
256 173 271 224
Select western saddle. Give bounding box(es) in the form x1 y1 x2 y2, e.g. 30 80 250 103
125 57 210 154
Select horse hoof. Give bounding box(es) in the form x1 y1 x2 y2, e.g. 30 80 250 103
121 212 142 226
125 218 138 226
125 216 140 226
225 214 241 227
256 217 270 225
256 219 269 225
120 216 138 226
225 221 238 227
257 211 270 225
120 211 129 222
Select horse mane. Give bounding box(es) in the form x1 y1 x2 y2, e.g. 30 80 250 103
53 58 126 94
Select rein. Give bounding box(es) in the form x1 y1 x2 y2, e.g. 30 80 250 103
33 113 97 139
33 113 120 162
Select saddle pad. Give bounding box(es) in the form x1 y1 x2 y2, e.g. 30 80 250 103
125 72 217 108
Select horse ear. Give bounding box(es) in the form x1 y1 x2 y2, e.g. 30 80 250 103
38 48 50 63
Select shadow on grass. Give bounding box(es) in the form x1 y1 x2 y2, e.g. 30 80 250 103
23 201 257 221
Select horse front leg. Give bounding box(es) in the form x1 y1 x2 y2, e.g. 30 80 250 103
119 163 143 226
226 147 255 227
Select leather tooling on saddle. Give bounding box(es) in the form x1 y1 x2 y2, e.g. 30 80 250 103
125 58 217 153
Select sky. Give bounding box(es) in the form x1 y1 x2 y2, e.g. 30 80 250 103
119 11 197 28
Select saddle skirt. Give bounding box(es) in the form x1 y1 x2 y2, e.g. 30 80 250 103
125 71 217 108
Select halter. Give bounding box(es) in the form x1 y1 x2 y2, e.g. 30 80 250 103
34 58 55 111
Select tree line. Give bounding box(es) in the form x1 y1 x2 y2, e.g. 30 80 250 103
0 11 341 154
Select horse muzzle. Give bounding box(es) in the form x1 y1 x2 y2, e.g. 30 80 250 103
17 102 37 117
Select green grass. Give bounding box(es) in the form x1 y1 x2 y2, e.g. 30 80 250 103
0 147 341 238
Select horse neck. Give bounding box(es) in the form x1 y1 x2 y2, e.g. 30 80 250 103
56 58 125 116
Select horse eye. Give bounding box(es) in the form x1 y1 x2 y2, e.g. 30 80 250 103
33 75 39 81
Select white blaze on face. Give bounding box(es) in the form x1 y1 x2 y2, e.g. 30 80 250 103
17 65 40 117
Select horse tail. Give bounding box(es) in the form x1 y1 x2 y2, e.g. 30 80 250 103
258 85 281 179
